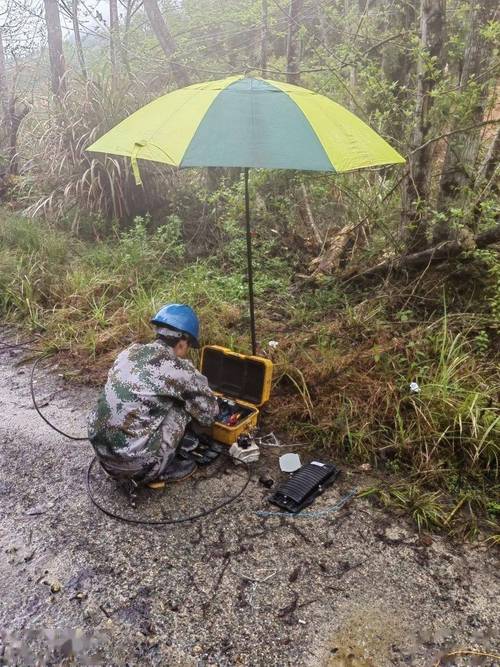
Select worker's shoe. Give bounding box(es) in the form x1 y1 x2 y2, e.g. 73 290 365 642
147 457 197 488
163 457 196 481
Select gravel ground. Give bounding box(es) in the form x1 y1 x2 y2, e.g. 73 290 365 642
0 334 499 666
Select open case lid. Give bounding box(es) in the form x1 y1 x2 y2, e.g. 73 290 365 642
200 345 273 407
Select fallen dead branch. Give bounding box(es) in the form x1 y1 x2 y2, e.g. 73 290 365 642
344 224 500 283
309 223 356 274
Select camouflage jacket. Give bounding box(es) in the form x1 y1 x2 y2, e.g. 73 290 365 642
87 340 218 465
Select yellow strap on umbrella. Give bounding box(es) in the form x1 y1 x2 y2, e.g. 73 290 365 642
131 140 147 186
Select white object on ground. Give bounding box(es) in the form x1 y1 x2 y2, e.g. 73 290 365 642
229 441 260 465
279 453 302 473
409 381 421 394
268 340 279 349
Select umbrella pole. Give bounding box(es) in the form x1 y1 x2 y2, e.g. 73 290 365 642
244 167 257 355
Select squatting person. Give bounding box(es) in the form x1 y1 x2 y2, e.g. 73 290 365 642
87 303 218 484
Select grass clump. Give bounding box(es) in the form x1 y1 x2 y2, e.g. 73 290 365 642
268 292 499 538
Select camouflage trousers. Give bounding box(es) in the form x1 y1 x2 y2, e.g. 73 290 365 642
97 407 191 483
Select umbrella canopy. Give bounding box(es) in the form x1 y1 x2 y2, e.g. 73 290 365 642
87 75 404 183
87 76 404 354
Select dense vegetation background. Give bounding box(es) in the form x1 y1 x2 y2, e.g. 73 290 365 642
0 0 498 538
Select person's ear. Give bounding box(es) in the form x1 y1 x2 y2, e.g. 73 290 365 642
175 339 189 358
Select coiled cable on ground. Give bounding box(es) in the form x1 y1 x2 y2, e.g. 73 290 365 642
29 352 253 525
86 456 252 526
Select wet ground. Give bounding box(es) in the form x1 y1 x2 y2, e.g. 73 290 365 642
0 332 499 666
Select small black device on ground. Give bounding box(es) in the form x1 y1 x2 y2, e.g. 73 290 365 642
269 461 339 513
178 431 225 465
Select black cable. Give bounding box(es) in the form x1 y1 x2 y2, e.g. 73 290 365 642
0 338 38 350
86 456 252 526
30 353 89 441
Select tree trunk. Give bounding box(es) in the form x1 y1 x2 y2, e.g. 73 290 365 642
8 97 29 175
71 0 87 80
43 0 67 99
142 0 190 88
381 0 417 141
300 182 322 247
316 2 328 45
401 0 445 253
0 33 30 175
260 0 268 78
0 30 9 124
477 126 500 186
121 0 135 81
286 0 302 84
109 0 120 86
471 125 500 227
0 29 11 176
437 0 497 219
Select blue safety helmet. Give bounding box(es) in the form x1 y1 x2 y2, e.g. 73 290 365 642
151 303 200 348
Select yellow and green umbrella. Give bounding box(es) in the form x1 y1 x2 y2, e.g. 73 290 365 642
88 75 404 352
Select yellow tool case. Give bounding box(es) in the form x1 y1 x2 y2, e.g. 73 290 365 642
200 345 273 445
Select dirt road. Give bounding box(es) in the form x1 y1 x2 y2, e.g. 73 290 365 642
0 338 498 666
